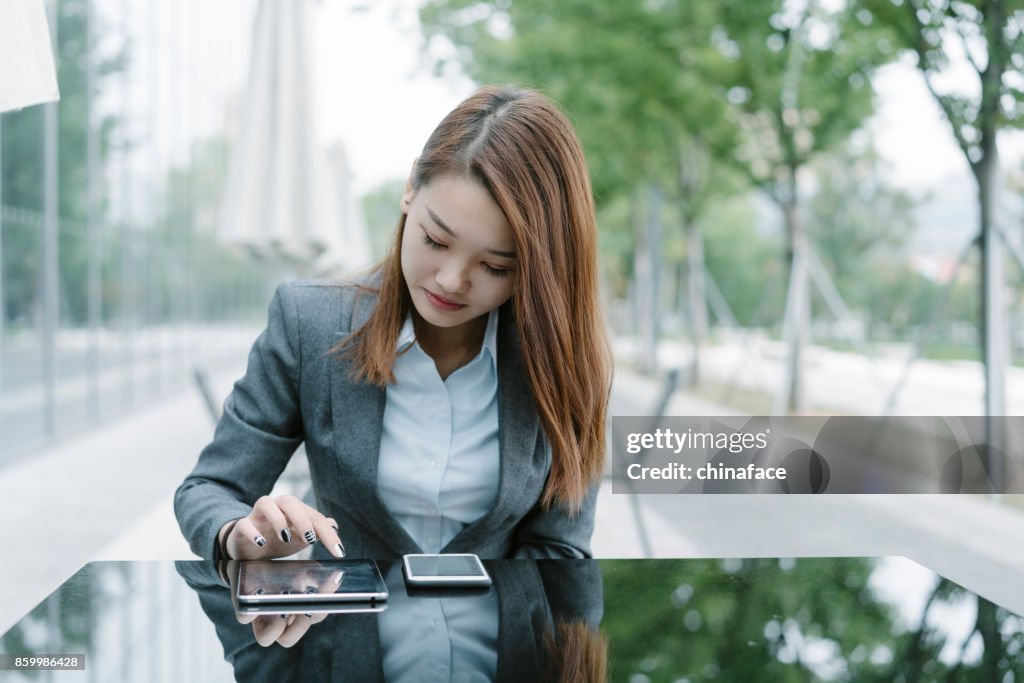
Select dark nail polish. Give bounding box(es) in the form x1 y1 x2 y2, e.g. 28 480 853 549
254 534 267 547
281 614 289 620
304 613 313 618
281 529 292 543
254 588 265 595
304 585 317 594
304 530 316 544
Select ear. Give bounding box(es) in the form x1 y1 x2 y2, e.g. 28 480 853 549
400 158 417 214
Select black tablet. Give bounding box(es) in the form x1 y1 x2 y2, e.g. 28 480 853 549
236 559 388 605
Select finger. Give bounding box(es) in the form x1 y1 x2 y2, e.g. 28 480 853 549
252 496 294 545
276 614 315 648
251 614 291 648
231 517 269 559
313 517 346 558
236 611 258 625
275 496 318 547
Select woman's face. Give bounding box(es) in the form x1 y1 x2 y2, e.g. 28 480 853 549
400 172 516 335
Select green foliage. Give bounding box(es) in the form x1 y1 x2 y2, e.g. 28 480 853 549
806 141 916 292
1 0 124 326
0 7 267 329
713 0 896 206
860 0 1024 169
600 558 1024 682
418 0 740 208
360 179 406 262
701 196 784 326
601 558 892 682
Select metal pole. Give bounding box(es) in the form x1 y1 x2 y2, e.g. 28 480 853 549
981 154 1006 493
148 0 162 403
42 0 60 438
85 0 102 422
1 116 5 399
120 0 134 412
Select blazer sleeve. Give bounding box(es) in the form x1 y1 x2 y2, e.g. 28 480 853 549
511 479 599 559
174 283 305 559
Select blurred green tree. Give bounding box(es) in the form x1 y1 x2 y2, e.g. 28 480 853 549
860 0 1024 413
711 0 897 410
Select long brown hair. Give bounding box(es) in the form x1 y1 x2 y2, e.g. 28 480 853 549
330 85 611 512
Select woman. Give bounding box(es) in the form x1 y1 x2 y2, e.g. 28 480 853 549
174 85 612 561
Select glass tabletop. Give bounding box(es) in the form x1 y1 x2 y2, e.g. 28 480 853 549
0 557 1020 681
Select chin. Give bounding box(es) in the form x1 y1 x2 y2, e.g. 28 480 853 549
411 293 469 328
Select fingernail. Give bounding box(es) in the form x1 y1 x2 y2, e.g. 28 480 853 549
335 543 346 558
253 534 267 547
281 614 289 620
304 585 317 594
304 530 316 544
254 588 265 595
281 529 292 543
330 524 338 531
334 572 343 585
304 613 313 618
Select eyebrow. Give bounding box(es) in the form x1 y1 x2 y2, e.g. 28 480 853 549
426 206 517 259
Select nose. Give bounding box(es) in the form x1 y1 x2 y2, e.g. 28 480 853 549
435 260 471 295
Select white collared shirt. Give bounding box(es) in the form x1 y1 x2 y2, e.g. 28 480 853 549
376 308 501 553
377 563 499 682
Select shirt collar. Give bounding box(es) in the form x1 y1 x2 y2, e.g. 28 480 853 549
397 308 500 371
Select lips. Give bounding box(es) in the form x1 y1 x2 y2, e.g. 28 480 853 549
424 289 466 311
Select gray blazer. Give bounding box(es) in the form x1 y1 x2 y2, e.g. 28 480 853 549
174 279 598 561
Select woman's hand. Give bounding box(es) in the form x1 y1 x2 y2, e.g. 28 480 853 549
219 495 346 560
224 560 340 648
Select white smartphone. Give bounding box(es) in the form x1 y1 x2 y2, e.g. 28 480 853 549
402 553 492 588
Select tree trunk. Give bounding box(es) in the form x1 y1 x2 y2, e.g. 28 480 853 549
632 185 661 373
685 215 707 385
779 193 808 414
977 2 1007 490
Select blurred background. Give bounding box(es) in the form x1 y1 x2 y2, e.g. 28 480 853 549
1 0 1024 677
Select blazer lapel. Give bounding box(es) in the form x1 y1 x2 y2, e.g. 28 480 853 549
492 303 542 512
328 289 421 554
444 304 542 552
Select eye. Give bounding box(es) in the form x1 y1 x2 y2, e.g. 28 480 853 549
482 263 511 278
421 230 446 250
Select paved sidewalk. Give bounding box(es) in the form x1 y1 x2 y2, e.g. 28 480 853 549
0 364 244 635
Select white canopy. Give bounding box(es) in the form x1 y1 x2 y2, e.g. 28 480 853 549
0 0 60 113
218 0 371 276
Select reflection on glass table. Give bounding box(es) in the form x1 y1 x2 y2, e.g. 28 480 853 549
0 557 1019 681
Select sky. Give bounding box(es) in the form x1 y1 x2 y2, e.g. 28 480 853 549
311 1 475 196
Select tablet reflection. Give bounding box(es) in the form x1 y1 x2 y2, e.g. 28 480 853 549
175 559 606 682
